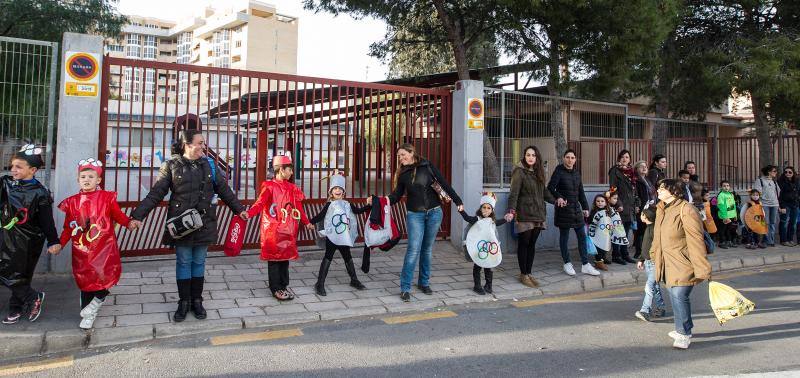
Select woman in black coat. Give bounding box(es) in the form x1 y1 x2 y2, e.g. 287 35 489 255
547 149 600 277
607 149 637 264
131 130 247 322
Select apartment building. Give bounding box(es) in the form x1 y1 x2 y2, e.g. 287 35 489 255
104 0 298 106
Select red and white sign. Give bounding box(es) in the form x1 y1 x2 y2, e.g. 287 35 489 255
63 51 100 97
467 98 484 130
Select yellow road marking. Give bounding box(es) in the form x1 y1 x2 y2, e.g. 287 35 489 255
382 310 458 325
512 262 800 308
0 355 73 376
210 328 303 346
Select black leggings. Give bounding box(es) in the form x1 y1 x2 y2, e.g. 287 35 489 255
324 239 353 261
516 228 542 275
718 220 736 243
81 289 109 309
473 264 492 279
595 248 608 262
267 261 290 293
633 219 646 255
8 284 37 313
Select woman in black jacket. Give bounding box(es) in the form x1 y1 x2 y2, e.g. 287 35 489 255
777 166 799 246
633 160 654 258
386 143 463 302
607 149 637 264
131 130 247 322
646 154 667 198
547 149 600 277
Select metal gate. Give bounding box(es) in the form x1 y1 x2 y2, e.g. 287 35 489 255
0 37 58 185
98 57 452 256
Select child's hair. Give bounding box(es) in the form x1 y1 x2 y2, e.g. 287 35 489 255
701 188 709 197
592 194 610 217
749 188 761 196
11 151 44 169
475 205 496 222
274 164 294 180
604 188 618 202
678 169 690 177
720 180 730 186
642 206 656 223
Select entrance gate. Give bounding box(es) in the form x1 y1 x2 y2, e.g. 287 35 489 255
98 57 452 256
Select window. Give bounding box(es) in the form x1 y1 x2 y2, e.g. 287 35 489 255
235 40 242 48
667 122 708 138
580 111 626 139
143 36 157 60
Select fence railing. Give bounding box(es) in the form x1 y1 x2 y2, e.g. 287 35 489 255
483 88 798 190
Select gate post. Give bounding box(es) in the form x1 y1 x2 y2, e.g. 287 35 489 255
51 33 104 273
450 80 484 249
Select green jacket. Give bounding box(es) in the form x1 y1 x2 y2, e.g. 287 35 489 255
507 163 555 223
717 191 737 220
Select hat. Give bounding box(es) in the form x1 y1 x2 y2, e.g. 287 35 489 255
480 192 497 209
329 173 346 194
13 144 45 169
272 154 292 167
78 157 103 176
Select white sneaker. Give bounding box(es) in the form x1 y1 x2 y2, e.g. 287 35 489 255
563 263 576 276
80 298 104 318
672 333 691 349
79 312 97 330
581 263 600 276
668 331 692 340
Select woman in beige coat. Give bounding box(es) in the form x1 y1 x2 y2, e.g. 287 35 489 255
651 179 712 349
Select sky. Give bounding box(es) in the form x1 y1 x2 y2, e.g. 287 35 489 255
116 0 390 81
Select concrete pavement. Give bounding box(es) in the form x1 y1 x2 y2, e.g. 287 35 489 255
1 241 799 361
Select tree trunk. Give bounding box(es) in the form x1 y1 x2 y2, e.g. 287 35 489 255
652 99 670 156
751 94 773 167
547 46 567 164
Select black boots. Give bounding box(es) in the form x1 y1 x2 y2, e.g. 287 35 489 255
190 277 206 319
316 258 332 296
174 279 191 322
345 259 366 290
472 268 485 295
361 247 371 274
484 269 493 294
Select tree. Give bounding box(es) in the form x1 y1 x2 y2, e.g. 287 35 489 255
0 0 127 41
498 0 678 161
304 0 506 180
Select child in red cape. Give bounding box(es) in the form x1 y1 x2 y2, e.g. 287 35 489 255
243 155 313 301
55 158 138 329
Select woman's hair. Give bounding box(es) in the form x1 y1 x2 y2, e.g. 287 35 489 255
520 145 546 182
617 149 631 163
633 160 648 173
684 161 696 169
657 178 684 199
392 143 422 188
171 129 203 156
650 154 666 169
761 165 777 176
475 206 496 222
783 166 796 182
11 152 44 169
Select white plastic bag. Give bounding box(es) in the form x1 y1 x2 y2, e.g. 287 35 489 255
464 218 502 268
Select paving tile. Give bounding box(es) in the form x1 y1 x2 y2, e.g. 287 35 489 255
219 307 266 318
210 290 254 300
98 303 142 317
115 293 165 305
264 304 307 315
319 305 387 320
140 283 178 294
116 312 170 327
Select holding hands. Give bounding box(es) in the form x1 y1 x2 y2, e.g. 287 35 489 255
47 244 62 255
556 198 567 207
239 211 249 220
504 213 514 222
128 220 142 230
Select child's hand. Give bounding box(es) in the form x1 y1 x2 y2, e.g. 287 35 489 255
457 204 464 212
306 223 315 231
617 206 624 212
636 261 644 270
47 244 62 255
128 220 142 230
239 211 249 220
504 213 514 222
723 219 731 224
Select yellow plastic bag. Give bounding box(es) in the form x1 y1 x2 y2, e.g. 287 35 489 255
709 281 755 325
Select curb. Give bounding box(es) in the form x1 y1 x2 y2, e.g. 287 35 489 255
6 252 798 361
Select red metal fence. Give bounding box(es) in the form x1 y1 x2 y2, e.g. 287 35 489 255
99 57 452 257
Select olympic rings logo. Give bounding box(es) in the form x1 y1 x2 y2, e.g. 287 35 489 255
475 240 499 260
332 213 349 234
269 203 302 224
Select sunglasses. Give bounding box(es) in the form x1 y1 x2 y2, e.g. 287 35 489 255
786 171 794 175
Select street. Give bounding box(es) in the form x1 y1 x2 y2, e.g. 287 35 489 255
6 263 800 377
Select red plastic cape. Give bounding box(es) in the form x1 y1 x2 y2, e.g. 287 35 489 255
247 180 309 261
58 190 129 291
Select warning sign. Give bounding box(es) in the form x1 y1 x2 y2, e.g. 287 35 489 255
64 52 100 97
467 98 484 130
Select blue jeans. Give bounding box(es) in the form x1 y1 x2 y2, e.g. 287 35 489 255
640 260 665 314
400 207 443 293
559 226 589 265
779 206 798 243
175 245 208 279
668 285 695 336
764 206 779 245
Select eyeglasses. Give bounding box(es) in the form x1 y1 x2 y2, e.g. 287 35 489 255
19 144 42 156
786 171 794 175
79 158 103 167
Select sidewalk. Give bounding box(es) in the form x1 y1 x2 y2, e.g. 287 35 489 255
2 242 799 360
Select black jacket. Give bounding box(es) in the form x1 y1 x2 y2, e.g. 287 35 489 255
777 176 800 208
646 168 666 192
636 174 654 208
131 155 245 246
608 165 637 220
388 159 462 212
547 164 590 228
0 176 59 287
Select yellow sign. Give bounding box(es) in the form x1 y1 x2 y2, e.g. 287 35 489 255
467 98 484 130
63 51 101 97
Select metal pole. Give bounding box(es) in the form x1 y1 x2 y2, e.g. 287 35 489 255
44 41 58 187
499 91 506 189
624 105 629 150
713 124 719 190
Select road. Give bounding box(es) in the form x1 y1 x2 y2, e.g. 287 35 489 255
6 264 800 377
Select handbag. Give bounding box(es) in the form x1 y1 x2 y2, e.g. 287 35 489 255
425 165 451 204
166 208 204 239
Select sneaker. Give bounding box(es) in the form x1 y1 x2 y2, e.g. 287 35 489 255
418 285 433 295
2 312 21 325
400 292 411 302
563 263 576 276
668 331 692 340
581 263 600 276
653 308 667 318
27 292 45 322
80 297 104 318
746 244 756 250
79 312 97 330
635 311 651 322
670 332 692 349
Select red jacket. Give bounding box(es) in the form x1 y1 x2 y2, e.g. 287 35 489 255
59 190 130 291
247 180 309 261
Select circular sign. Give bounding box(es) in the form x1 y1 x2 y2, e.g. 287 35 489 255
66 53 99 81
468 99 483 118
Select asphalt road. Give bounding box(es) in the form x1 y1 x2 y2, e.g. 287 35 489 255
8 264 800 377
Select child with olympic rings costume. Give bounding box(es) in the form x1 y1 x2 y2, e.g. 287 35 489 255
1 145 61 325
309 171 371 296
587 194 611 271
53 158 137 329
243 155 312 301
459 193 507 295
